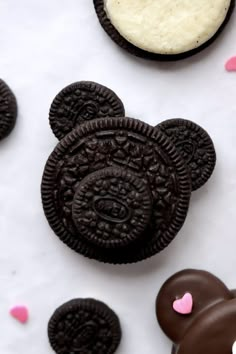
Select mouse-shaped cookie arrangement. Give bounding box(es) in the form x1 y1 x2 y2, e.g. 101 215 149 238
156 269 236 354
41 81 216 264
94 0 235 61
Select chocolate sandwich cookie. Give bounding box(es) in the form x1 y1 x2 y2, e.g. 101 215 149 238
41 117 191 264
48 298 121 354
156 269 236 354
72 167 153 249
158 119 216 191
0 79 17 140
49 81 125 140
93 0 235 61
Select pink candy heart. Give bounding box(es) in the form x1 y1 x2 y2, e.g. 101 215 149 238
10 305 29 324
173 293 193 315
225 56 236 72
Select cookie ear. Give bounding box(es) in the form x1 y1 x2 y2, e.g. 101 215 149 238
156 269 232 343
49 81 125 140
157 118 216 191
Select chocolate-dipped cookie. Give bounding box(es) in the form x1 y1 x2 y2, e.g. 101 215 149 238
49 81 125 140
158 119 216 191
48 298 121 354
156 269 236 354
0 79 17 140
41 117 191 264
93 0 235 61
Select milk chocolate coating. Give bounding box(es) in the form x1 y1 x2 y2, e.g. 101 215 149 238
156 269 235 354
177 299 236 354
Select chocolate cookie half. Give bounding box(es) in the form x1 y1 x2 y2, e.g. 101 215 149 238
41 117 191 264
0 79 17 140
156 269 236 354
158 119 216 191
49 81 125 140
48 298 121 354
93 0 235 61
72 167 152 249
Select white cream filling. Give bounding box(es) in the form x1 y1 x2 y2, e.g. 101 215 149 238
105 0 231 55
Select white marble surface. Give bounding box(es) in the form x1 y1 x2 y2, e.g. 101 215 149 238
0 1 236 353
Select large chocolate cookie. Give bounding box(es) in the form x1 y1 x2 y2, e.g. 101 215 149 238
156 269 236 354
158 119 216 191
41 117 191 264
49 81 125 140
93 0 235 61
48 298 121 354
0 79 17 140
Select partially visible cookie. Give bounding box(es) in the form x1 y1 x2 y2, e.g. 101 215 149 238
48 298 121 354
158 119 216 191
49 81 125 140
0 79 17 140
93 0 235 61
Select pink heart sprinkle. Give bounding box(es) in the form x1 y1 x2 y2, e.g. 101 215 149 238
173 293 193 315
225 56 236 72
10 305 29 324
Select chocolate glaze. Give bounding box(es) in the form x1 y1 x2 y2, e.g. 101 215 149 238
156 269 235 354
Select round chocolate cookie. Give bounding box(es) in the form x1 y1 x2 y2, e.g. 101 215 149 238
156 269 236 354
0 79 17 140
49 81 125 140
41 117 191 264
158 119 216 191
72 167 152 249
93 0 235 61
48 298 121 354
